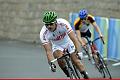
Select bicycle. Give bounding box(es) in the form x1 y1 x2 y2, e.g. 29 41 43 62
51 49 81 79
82 36 112 79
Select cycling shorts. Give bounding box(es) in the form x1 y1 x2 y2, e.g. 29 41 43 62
81 29 91 38
52 41 75 54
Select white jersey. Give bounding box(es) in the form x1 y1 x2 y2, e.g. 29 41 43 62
40 18 75 53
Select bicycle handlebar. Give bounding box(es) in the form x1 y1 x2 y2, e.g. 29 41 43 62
93 36 105 44
51 53 70 63
85 36 105 46
50 53 70 72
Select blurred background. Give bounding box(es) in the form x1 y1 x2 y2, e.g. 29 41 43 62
0 0 120 78
0 0 120 43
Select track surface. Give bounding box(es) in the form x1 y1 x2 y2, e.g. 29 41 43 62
0 40 120 78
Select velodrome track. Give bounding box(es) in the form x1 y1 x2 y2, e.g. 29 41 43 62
0 40 120 78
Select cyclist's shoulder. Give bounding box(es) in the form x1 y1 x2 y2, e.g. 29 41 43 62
57 18 71 27
74 17 80 25
74 17 80 22
87 14 95 23
87 14 95 20
40 26 48 36
88 14 94 17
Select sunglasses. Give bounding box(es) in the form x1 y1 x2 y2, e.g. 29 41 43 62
45 23 54 27
81 18 86 20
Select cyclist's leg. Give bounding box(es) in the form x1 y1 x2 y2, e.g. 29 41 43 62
81 37 91 59
81 30 92 59
53 49 70 77
91 43 100 64
70 52 89 79
81 31 89 48
66 38 89 79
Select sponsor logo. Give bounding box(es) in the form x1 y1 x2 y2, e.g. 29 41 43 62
52 32 66 41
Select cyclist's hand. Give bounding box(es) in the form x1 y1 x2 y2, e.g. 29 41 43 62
100 35 103 38
100 35 105 44
81 42 88 52
82 42 86 46
78 52 83 59
81 42 86 48
49 62 56 72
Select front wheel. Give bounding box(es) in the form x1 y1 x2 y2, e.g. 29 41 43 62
72 64 81 79
97 53 112 79
65 57 78 79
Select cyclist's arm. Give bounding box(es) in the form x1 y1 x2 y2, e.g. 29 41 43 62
88 14 103 37
40 28 54 64
76 30 84 45
62 18 80 52
92 22 103 37
43 43 54 64
68 31 80 52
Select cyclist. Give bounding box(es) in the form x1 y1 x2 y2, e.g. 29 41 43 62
74 9 104 63
40 11 89 79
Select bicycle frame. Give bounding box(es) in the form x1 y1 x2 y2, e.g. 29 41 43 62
85 36 104 54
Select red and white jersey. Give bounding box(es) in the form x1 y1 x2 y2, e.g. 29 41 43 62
40 18 73 46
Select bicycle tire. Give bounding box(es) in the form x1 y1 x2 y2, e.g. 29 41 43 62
65 57 78 79
97 52 112 79
72 64 81 79
92 55 106 78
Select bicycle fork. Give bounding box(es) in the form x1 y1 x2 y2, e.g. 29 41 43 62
65 57 78 79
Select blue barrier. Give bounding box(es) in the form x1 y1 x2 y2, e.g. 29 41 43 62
108 18 120 60
69 13 78 31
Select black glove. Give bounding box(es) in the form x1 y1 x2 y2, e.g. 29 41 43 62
49 62 56 72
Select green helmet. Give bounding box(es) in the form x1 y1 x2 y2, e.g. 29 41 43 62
43 11 57 24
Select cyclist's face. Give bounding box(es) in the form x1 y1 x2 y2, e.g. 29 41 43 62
81 18 86 21
45 23 56 32
81 16 88 21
